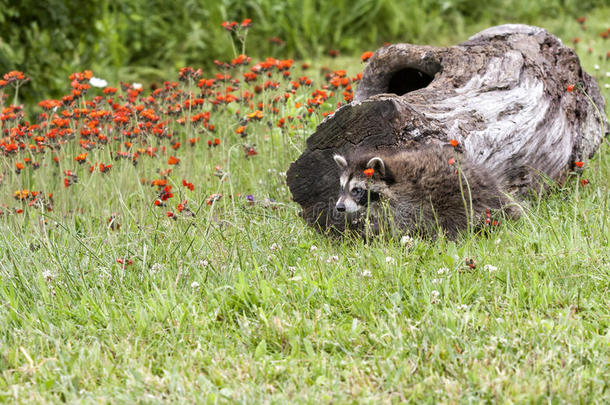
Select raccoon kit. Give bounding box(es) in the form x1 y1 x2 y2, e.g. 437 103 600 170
333 145 518 238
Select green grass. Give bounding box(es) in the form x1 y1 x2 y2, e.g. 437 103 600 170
0 8 609 404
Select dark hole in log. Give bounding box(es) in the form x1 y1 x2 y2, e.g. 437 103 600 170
387 68 433 96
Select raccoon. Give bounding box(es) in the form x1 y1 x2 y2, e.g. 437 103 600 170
333 145 518 238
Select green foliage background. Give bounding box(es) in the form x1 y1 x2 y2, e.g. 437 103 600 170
0 0 606 102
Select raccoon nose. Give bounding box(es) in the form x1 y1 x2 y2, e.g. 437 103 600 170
336 202 346 212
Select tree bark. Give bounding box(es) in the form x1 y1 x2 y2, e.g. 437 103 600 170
287 24 608 232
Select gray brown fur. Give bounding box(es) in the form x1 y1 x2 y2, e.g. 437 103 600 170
334 145 519 238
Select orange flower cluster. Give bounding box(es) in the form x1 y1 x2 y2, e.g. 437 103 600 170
0 18 370 230
221 19 252 32
0 71 30 88
361 51 373 62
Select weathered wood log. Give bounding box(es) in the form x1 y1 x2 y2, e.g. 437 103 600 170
287 24 608 233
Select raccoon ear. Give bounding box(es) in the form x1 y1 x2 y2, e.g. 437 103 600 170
333 154 348 169
366 157 385 177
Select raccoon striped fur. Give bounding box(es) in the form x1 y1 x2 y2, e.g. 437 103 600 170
333 145 519 238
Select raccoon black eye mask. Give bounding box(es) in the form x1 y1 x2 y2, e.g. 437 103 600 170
333 154 383 213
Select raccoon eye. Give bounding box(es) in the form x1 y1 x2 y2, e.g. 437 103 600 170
351 187 363 196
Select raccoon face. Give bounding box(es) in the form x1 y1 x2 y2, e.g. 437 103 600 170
333 154 385 213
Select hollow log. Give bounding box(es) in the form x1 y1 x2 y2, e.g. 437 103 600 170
287 24 608 232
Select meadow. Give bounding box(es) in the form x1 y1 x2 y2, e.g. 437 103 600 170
0 5 609 404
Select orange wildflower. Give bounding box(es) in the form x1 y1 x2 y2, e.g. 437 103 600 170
361 51 373 62
75 152 88 163
182 179 194 191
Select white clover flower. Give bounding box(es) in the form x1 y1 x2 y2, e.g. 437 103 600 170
132 82 143 89
458 304 469 310
326 255 339 263
431 278 441 284
191 281 200 290
385 256 395 264
151 263 163 273
360 269 372 278
431 290 440 299
437 267 449 275
496 317 504 323
593 64 600 70
270 243 281 251
89 77 108 88
42 270 55 282
199 259 209 267
484 264 498 272
400 235 414 247
309 245 318 253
